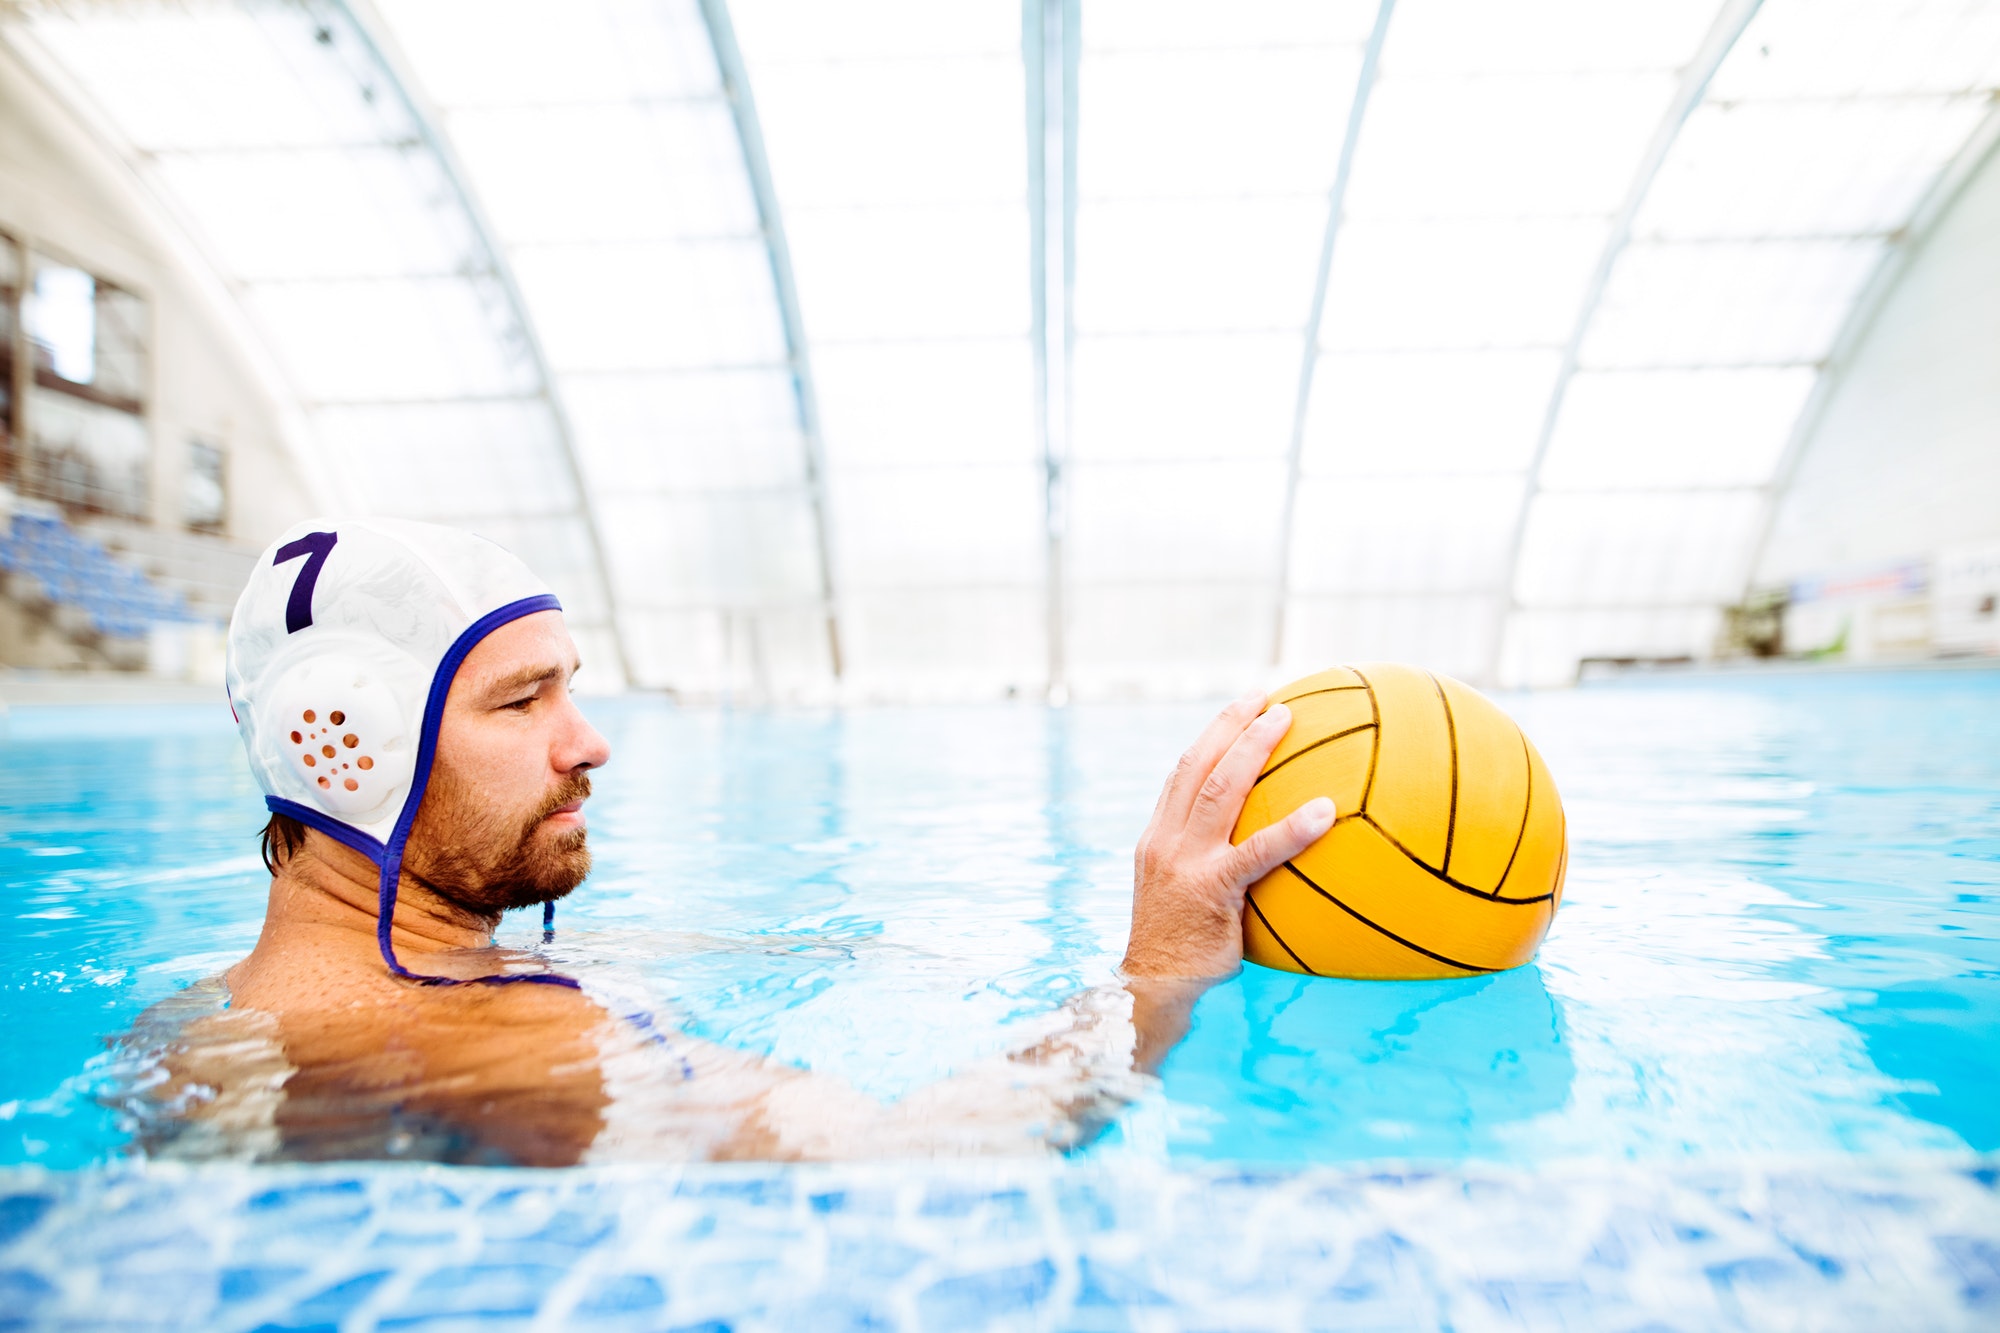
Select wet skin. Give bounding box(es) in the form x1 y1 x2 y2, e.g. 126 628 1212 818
151 613 1335 1165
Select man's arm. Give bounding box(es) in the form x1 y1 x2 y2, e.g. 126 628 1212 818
709 690 1337 1158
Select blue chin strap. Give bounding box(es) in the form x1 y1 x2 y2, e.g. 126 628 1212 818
267 594 580 990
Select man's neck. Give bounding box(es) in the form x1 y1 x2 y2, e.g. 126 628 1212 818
265 829 501 958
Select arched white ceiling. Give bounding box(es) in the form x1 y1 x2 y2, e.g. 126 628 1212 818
9 0 2000 696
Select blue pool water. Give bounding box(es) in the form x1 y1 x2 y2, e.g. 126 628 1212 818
2 668 1998 1328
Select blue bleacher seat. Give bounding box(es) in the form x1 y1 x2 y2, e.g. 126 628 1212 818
3 509 208 640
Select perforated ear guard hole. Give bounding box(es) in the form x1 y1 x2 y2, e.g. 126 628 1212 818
288 705 381 795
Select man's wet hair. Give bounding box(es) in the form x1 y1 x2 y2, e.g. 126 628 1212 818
260 812 308 875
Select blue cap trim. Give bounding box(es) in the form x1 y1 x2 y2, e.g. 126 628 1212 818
266 796 385 862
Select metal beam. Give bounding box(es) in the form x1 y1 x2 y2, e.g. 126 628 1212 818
1268 0 1398 669
1484 0 1765 686
697 0 845 680
1027 0 1077 702
1740 100 2000 592
340 0 636 686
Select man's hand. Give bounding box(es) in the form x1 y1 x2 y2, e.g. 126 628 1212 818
1121 689 1337 979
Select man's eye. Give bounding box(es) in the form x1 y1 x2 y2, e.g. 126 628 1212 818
502 696 535 712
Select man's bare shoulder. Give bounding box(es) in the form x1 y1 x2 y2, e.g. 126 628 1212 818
225 926 612 1036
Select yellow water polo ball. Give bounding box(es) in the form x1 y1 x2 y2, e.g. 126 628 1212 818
1232 663 1567 980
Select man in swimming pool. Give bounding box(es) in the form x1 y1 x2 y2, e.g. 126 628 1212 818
138 527 1334 1165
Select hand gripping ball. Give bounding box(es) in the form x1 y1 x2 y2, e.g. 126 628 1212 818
1232 663 1567 980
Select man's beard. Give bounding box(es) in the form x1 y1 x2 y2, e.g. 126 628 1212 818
404 769 593 915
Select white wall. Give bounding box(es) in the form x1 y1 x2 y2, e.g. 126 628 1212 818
1758 135 2000 591
0 42 317 550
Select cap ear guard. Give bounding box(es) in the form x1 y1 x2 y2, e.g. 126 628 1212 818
260 655 411 823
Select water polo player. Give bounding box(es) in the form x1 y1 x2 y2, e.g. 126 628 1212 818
126 518 1335 1165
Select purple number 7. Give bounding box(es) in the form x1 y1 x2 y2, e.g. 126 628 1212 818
274 530 338 633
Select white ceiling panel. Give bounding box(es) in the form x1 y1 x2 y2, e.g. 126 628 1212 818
312 400 577 517
1085 0 1379 51
1080 49 1361 199
1287 474 1525 595
1319 219 1607 351
1637 98 1987 240
1282 592 1497 682
561 371 805 493
1541 369 1815 491
1301 349 1563 476
1075 198 1327 335
784 206 1031 342
375 0 721 105
1071 335 1298 464
812 341 1037 470
445 103 759 244
830 464 1044 589
1379 0 1718 75
1582 237 1885 370
245 276 538 403
1345 73 1672 221
596 489 823 607
1707 0 2000 101
1067 461 1286 582
510 241 785 373
1514 490 1766 608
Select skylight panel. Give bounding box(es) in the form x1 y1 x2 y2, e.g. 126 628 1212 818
313 400 578 517
830 466 1044 587
1301 350 1563 476
1080 49 1362 199
1708 0 2000 101
783 207 1030 342
1067 461 1285 581
1075 199 1325 335
1084 0 1378 51
244 276 539 403
509 240 785 373
372 0 721 106
1344 73 1672 221
1635 98 1986 240
561 371 807 493
1071 335 1299 463
596 490 824 604
811 342 1037 469
728 0 1021 61
1287 474 1525 594
1318 218 1606 351
445 103 760 244
1540 368 1815 490
150 148 478 282
1581 239 1882 368
1514 490 1766 607
1379 0 1717 75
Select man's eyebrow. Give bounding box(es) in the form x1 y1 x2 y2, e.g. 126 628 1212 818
485 660 579 697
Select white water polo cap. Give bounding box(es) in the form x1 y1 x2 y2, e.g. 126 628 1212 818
227 517 575 987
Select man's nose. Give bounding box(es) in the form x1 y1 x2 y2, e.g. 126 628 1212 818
556 702 611 774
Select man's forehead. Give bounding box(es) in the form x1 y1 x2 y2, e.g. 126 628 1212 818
458 611 579 691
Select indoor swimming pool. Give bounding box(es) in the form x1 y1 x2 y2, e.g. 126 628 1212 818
1 668 1997 1328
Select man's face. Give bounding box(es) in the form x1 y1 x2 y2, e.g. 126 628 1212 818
405 611 612 915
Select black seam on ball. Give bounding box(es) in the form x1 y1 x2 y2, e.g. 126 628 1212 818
1494 730 1535 898
1253 721 1375 784
1274 683 1370 707
1358 814 1555 905
1430 672 1460 877
1246 892 1317 975
1353 666 1382 814
1279 862 1495 974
